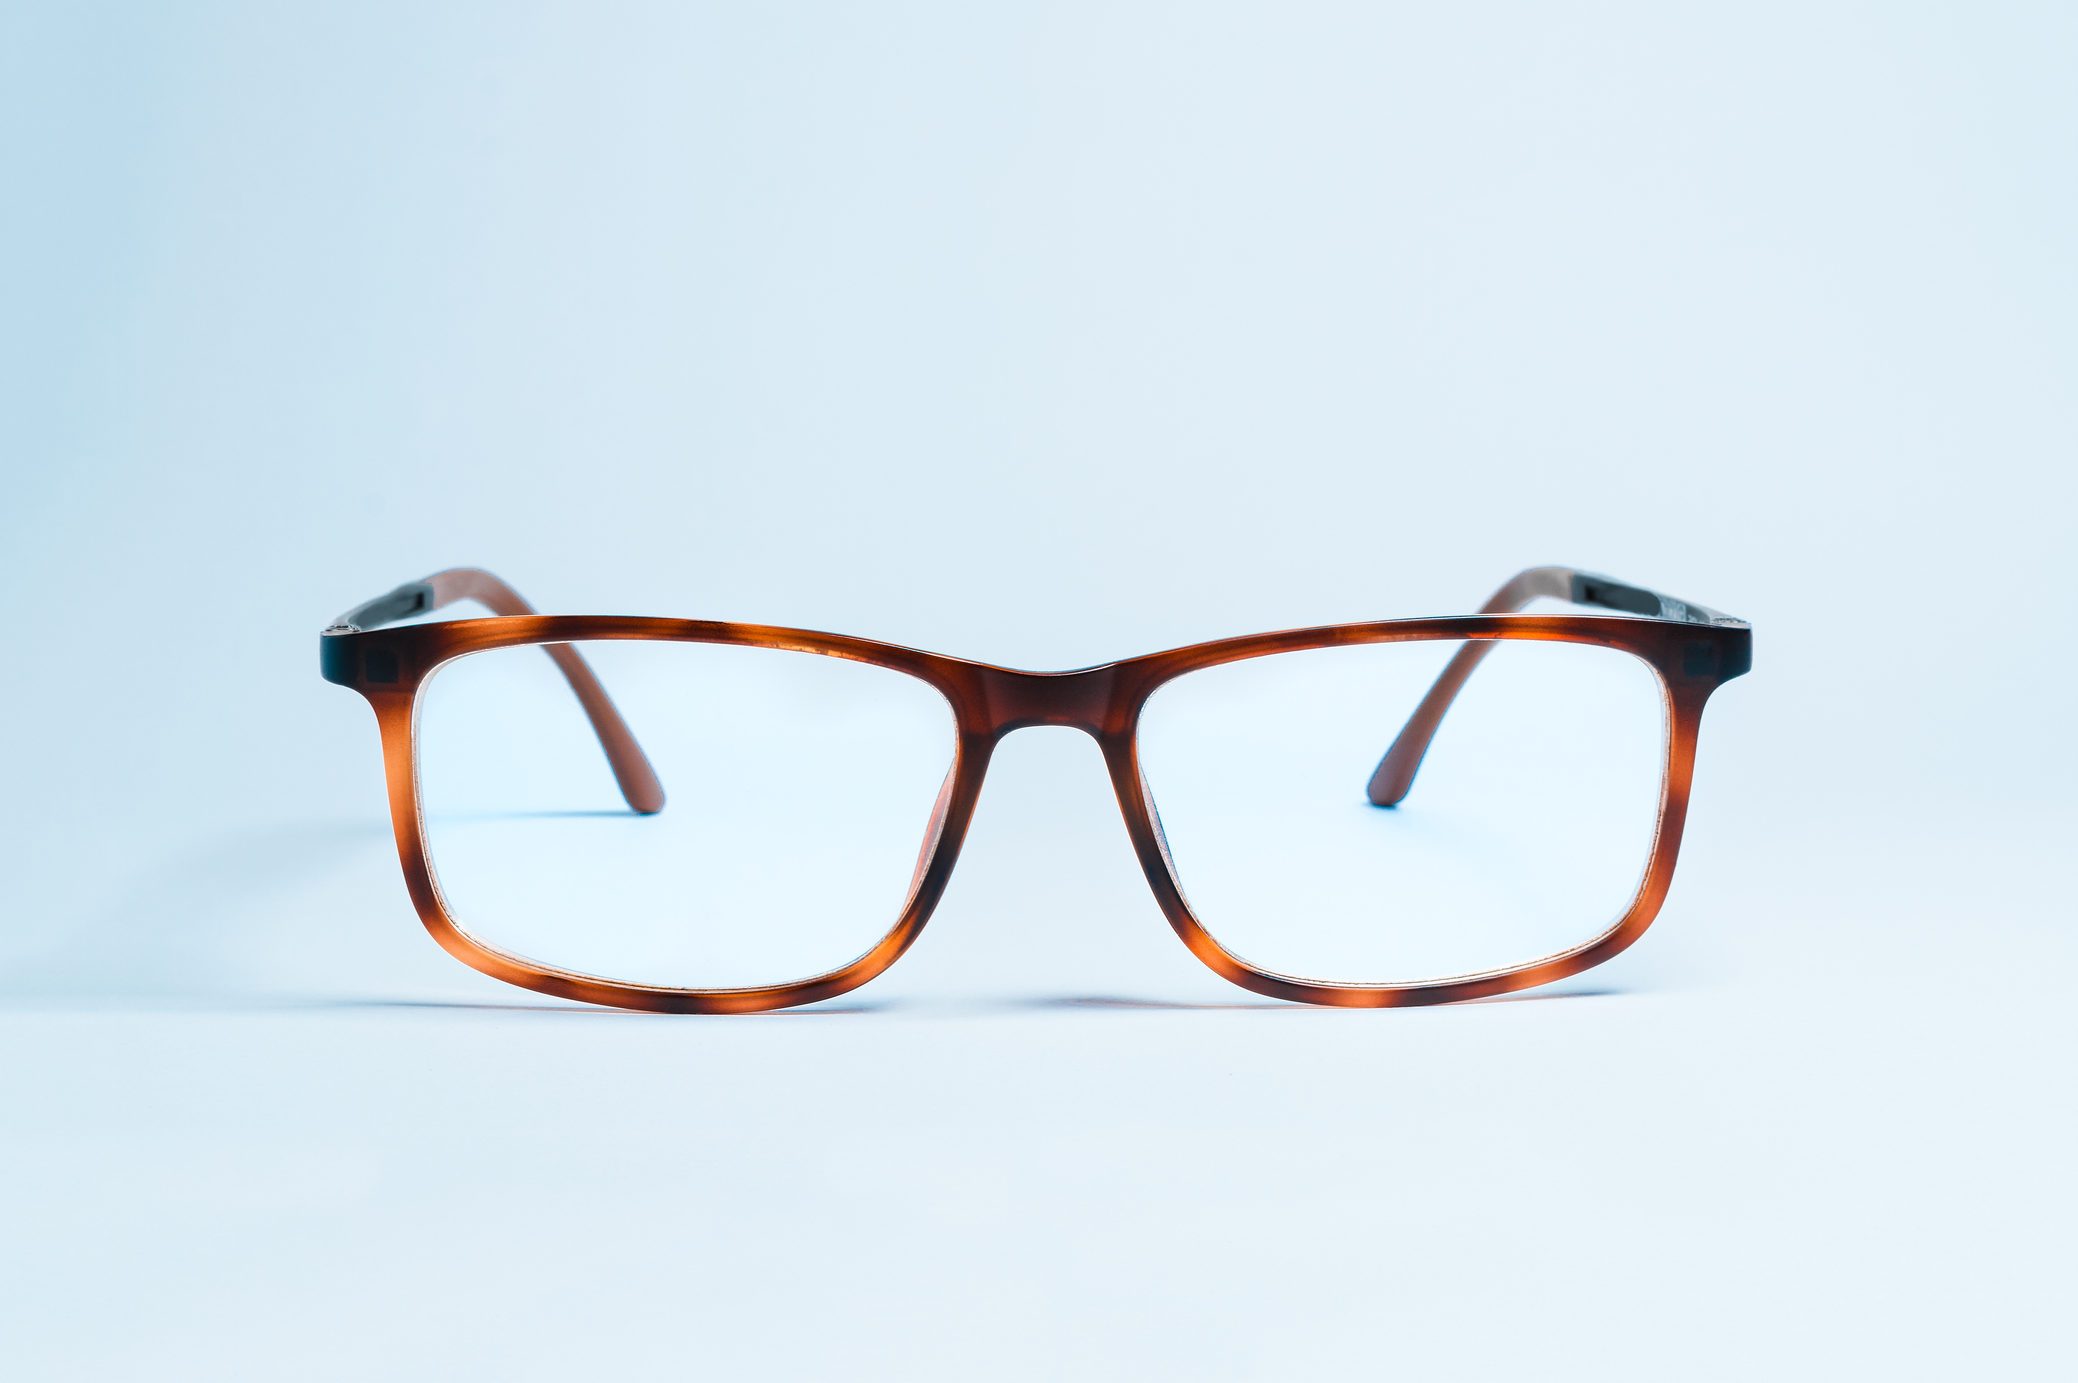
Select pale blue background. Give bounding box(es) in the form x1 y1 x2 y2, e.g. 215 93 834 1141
3 4 2073 1378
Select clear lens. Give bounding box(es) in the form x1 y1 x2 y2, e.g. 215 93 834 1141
1135 639 1666 985
416 640 957 989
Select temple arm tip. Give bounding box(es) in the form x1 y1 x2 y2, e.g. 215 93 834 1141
1365 754 1416 807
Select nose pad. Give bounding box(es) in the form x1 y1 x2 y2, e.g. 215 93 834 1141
905 764 958 901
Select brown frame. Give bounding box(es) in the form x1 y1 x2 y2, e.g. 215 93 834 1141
321 566 1750 1013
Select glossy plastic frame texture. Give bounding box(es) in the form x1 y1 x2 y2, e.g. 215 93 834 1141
321 566 1750 1013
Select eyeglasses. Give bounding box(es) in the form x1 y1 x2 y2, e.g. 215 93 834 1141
320 566 1749 1013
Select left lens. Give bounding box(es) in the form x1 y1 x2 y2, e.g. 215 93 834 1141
415 639 958 990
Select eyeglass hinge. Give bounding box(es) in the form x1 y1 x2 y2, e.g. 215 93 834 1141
337 581 434 632
1571 574 1661 617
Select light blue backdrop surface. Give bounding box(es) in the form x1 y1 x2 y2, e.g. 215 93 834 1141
2 4 2072 1378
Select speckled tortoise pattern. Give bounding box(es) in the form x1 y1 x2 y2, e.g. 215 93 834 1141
321 566 1750 1013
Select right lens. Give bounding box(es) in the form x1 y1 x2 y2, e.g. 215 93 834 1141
1135 637 1667 986
414 639 958 990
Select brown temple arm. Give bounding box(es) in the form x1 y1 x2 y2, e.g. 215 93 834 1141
328 568 666 815
1365 566 1743 808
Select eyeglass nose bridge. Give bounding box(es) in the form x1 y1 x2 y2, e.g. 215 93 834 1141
974 664 1125 738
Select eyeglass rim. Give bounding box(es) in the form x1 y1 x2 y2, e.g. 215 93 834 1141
321 570 1749 1012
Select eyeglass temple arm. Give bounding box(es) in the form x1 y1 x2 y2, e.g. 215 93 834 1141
1364 566 1745 808
328 567 666 815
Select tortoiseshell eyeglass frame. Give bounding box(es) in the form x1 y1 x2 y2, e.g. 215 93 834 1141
321 566 1750 1014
